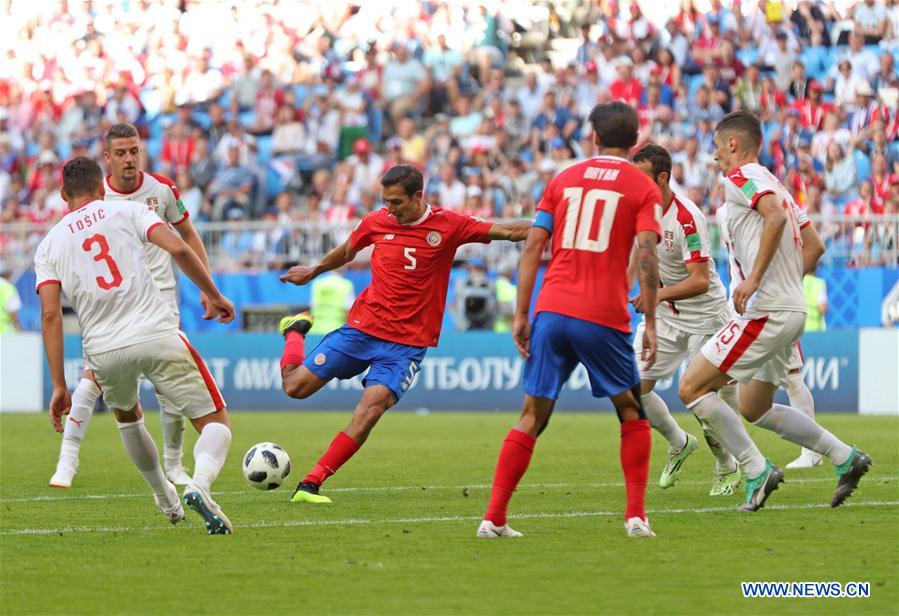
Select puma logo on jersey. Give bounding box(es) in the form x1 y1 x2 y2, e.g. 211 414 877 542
68 417 84 427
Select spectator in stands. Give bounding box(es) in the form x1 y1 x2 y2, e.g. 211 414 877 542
249 70 285 135
609 58 643 106
183 56 225 107
700 62 732 111
397 118 426 166
160 120 195 177
825 142 859 201
813 110 852 162
296 89 339 170
692 14 725 66
787 60 809 101
791 0 830 47
831 59 868 110
689 85 725 125
653 48 682 90
793 80 831 130
854 0 890 44
209 144 255 221
871 153 892 207
438 164 466 211
873 52 898 94
232 55 262 111
176 170 204 219
803 267 829 331
766 31 799 91
215 119 256 166
733 63 763 112
449 94 484 139
272 104 304 156
336 75 368 159
104 85 142 125
381 43 429 130
424 34 464 115
206 103 229 149
189 136 218 193
345 138 383 203
832 32 880 81
661 19 691 67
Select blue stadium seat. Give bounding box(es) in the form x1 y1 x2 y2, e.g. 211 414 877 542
193 111 211 130
854 149 872 182
218 88 232 108
146 136 162 160
256 135 273 163
293 84 309 105
689 73 705 98
239 110 256 127
800 46 829 81
736 48 758 66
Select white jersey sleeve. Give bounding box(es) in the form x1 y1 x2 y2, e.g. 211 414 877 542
34 239 60 290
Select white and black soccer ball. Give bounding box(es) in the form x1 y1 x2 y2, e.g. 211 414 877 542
242 442 291 490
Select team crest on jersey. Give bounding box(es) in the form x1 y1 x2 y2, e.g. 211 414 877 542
314 353 327 366
146 197 159 208
663 230 675 251
427 231 442 246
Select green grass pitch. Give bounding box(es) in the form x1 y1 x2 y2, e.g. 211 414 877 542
1 411 897 615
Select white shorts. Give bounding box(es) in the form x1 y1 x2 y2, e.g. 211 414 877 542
84 332 224 418
787 343 804 371
634 320 715 381
700 311 806 385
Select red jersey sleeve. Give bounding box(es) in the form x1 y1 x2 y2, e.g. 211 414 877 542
636 182 663 240
451 212 493 245
536 174 560 214
349 211 379 251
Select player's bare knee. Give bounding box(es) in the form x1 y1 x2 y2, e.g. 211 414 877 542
282 377 311 399
678 377 702 405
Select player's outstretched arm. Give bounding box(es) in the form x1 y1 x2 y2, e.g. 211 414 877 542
487 220 532 242
636 230 660 368
38 283 71 432
512 226 549 359
280 239 358 286
174 218 216 320
800 223 825 275
732 193 787 315
148 225 235 323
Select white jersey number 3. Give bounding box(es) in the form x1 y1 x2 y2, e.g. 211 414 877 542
561 188 621 253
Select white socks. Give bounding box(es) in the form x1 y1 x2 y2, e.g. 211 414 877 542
117 418 168 497
192 423 232 494
753 403 852 466
160 406 186 470
641 391 688 452
704 384 740 472
689 392 767 478
58 378 101 461
784 372 817 458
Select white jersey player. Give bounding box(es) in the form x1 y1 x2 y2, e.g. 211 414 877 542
50 123 212 489
37 157 235 533
678 111 871 513
717 204 824 469
629 145 742 497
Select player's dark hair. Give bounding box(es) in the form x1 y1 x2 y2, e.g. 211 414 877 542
588 102 639 149
380 165 423 197
715 111 762 151
105 123 140 148
632 144 672 180
62 156 103 198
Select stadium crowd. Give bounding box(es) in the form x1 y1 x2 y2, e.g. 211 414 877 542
1 0 898 267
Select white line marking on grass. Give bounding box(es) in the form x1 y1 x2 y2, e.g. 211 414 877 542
2 500 897 536
2 475 896 504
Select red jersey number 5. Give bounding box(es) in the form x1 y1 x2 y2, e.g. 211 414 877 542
82 234 123 290
560 187 621 253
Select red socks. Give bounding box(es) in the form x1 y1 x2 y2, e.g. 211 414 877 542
280 331 306 372
620 419 651 520
304 431 360 486
484 429 537 526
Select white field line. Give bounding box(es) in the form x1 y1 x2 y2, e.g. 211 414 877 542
2 500 897 536
1 475 896 505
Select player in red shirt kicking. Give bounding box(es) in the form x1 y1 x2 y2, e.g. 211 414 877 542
477 102 663 539
277 165 530 503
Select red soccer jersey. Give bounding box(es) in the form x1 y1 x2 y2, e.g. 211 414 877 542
347 206 493 347
535 155 662 332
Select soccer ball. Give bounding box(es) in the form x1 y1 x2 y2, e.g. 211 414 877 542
242 442 291 490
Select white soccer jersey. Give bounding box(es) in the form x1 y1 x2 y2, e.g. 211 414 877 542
717 193 810 297
34 199 179 355
655 193 729 333
719 163 806 318
104 172 188 302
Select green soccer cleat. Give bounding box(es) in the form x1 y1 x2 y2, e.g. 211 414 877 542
659 433 698 489
831 448 872 508
739 460 784 512
278 312 314 337
290 481 332 504
709 467 742 496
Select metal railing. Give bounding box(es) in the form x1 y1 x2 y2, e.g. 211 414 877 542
2 215 898 274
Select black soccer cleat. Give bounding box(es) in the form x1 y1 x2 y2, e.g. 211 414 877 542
831 448 872 508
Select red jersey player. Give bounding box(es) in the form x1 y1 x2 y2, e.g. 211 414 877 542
477 102 663 539
277 165 530 504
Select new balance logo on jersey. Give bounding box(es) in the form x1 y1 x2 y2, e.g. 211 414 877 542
383 233 395 240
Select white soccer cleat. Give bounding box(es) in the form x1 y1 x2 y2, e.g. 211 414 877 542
49 455 79 489
154 480 185 524
476 520 524 538
786 449 823 469
183 482 232 535
165 465 193 486
625 517 656 538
